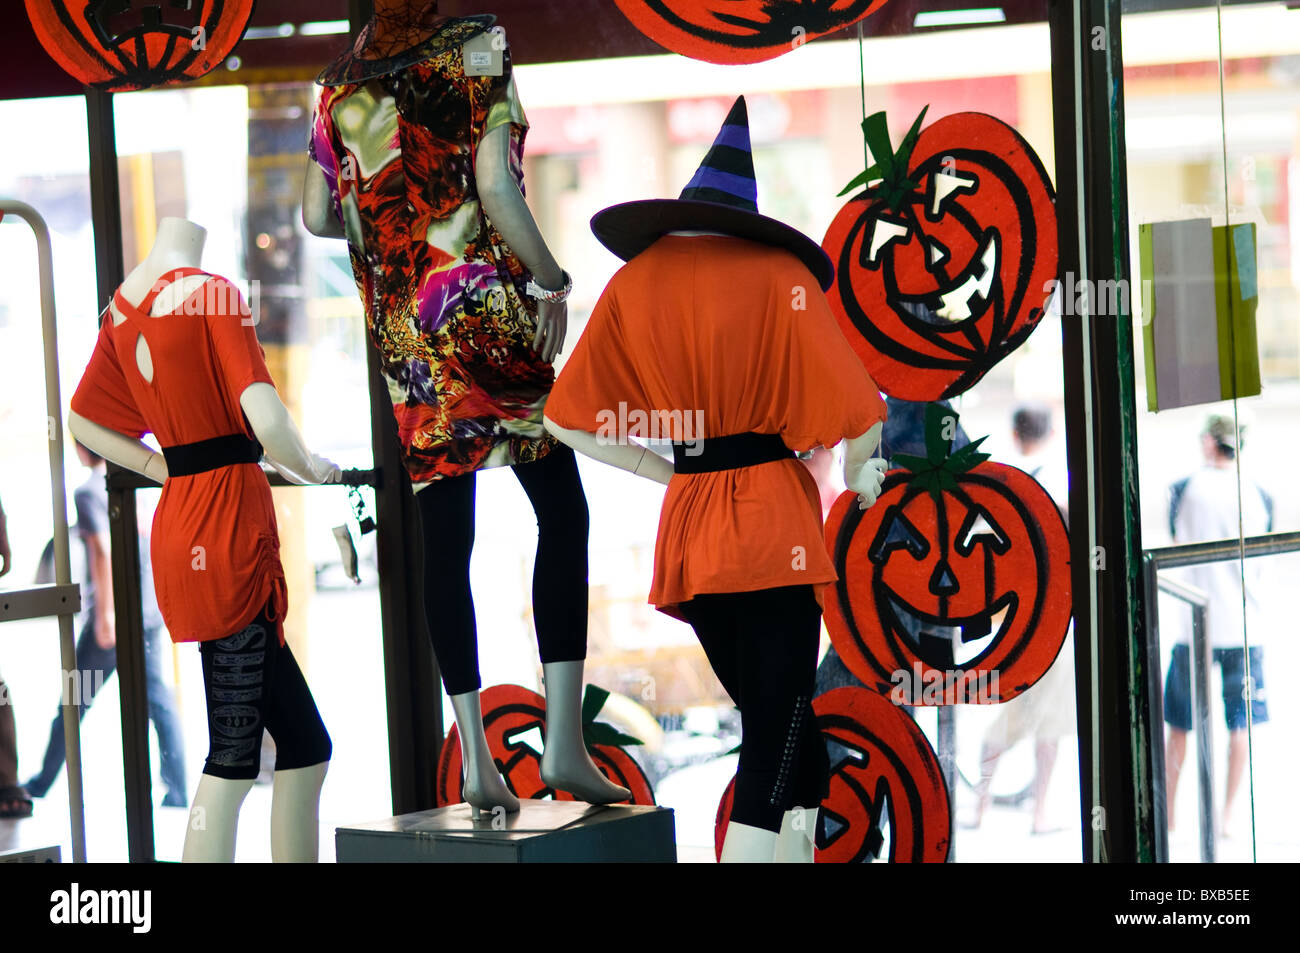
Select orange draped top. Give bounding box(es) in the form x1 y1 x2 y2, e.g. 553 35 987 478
70 268 287 644
545 235 887 617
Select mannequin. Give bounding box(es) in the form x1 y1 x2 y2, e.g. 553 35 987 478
303 2 628 815
544 98 889 863
69 217 338 862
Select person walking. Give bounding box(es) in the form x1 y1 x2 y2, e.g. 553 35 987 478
24 443 188 807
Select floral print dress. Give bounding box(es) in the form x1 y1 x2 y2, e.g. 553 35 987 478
311 29 556 488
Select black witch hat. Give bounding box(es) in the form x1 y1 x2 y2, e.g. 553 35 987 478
590 97 834 291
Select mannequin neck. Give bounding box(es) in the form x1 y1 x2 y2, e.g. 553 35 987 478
668 229 731 237
119 217 207 309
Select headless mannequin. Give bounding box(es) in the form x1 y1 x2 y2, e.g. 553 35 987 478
68 217 337 862
546 230 888 863
303 2 628 813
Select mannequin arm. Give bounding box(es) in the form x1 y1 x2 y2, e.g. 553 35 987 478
543 418 674 486
476 124 563 289
68 411 169 483
842 421 887 509
239 383 341 485
301 159 345 239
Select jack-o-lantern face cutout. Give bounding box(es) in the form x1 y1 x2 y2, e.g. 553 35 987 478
435 684 656 807
823 109 1058 401
25 1 255 92
613 0 890 65
714 687 950 862
824 405 1070 703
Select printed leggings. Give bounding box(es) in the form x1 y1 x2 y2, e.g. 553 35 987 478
199 603 332 781
678 584 829 834
415 444 590 696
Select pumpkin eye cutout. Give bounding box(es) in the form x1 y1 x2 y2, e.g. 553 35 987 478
927 168 978 219
863 217 910 267
954 503 1011 557
869 506 929 564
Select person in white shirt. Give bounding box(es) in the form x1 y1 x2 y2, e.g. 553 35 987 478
1163 414 1271 836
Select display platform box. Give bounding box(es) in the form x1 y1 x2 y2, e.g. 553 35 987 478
336 800 676 863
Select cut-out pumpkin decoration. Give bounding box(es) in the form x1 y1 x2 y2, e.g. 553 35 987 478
25 0 255 92
714 687 950 862
613 0 890 65
823 108 1058 401
435 684 656 807
824 404 1070 703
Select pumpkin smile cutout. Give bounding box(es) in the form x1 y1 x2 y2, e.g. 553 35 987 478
612 0 890 65
714 687 950 862
823 405 1070 704
25 0 255 92
823 109 1058 401
435 684 656 807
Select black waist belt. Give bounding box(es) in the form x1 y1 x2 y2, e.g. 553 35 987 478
161 433 263 477
671 432 793 474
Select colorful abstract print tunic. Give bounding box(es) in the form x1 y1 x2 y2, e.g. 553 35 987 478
311 42 556 487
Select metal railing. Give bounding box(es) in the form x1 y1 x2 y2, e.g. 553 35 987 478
1143 529 1300 864
0 199 86 863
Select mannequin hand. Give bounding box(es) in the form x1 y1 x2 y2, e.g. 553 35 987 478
144 452 169 484
533 299 567 364
269 453 342 486
847 457 888 509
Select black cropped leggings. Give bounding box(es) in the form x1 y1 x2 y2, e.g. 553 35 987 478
199 603 332 781
678 584 828 834
415 444 590 696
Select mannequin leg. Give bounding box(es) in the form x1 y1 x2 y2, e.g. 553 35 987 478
721 821 779 863
182 774 253 862
262 638 332 861
450 691 519 818
539 661 630 803
270 763 329 861
512 449 626 802
773 807 817 863
683 586 825 863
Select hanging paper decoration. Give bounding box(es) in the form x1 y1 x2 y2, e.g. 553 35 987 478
435 683 656 807
823 109 1058 401
714 687 950 863
612 0 890 65
823 405 1071 704
25 0 255 92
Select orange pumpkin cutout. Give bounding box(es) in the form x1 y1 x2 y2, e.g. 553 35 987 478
613 0 890 65
823 109 1058 401
435 684 656 807
823 405 1070 704
714 687 950 862
25 0 255 92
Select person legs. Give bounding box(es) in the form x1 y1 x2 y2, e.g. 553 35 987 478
142 625 188 805
1162 643 1193 831
26 618 115 797
1217 646 1267 835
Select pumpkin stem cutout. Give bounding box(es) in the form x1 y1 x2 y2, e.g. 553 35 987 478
890 402 991 496
580 684 644 752
838 106 929 207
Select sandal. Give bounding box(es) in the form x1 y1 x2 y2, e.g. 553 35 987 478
0 785 33 819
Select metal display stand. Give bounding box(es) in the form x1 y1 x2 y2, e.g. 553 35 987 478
0 199 86 863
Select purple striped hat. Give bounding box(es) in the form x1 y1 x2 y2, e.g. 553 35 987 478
591 97 834 290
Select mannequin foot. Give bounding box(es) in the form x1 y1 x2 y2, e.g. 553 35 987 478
462 769 520 820
540 659 630 804
539 748 630 804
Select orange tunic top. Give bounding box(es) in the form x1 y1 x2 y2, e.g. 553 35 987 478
70 269 287 644
545 235 887 617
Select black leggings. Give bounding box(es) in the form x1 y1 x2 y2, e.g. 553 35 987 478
415 444 589 696
679 585 828 833
199 603 332 781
